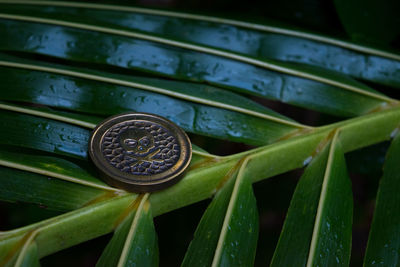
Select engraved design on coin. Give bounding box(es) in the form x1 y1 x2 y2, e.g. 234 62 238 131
101 121 180 175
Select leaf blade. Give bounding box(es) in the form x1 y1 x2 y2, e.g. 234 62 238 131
0 145 116 192
1 2 399 87
271 132 353 266
0 56 301 145
0 16 391 116
0 165 105 211
0 109 89 159
97 194 158 267
182 160 258 267
14 236 40 267
364 133 400 266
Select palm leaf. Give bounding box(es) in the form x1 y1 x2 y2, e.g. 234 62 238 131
97 194 158 267
1 0 400 88
364 132 400 266
0 2 399 266
0 55 305 146
0 10 395 116
182 159 258 266
271 131 352 266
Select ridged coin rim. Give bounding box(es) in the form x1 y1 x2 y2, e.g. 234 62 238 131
89 112 192 192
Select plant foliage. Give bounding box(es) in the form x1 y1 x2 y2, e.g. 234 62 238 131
0 1 399 266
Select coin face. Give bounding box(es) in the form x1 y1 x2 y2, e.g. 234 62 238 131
89 113 192 192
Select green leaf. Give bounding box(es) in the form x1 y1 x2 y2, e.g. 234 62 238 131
0 194 136 263
182 160 258 266
0 106 398 264
334 0 400 46
0 145 113 191
0 105 216 161
14 240 40 267
0 61 290 121
0 101 214 163
1 1 399 88
0 165 105 211
0 56 302 146
271 131 353 266
0 109 89 159
97 194 158 267
0 101 102 128
0 15 392 117
364 132 400 266
0 3 398 265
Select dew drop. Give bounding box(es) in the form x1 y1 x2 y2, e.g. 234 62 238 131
303 156 312 166
390 127 399 138
50 85 56 93
66 41 75 49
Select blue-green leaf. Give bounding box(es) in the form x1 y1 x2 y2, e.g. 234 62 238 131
0 55 302 146
0 109 89 159
0 14 391 117
0 1 399 88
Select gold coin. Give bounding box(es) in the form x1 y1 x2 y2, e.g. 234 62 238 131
89 113 192 192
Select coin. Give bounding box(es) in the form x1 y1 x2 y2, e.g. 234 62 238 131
89 113 192 192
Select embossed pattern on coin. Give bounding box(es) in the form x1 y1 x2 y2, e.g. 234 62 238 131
102 121 180 175
89 113 192 193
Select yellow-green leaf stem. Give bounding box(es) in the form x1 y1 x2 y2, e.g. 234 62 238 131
0 105 398 261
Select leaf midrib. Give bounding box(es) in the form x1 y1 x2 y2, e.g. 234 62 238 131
306 130 339 266
117 193 150 267
14 230 38 267
211 158 249 266
1 106 398 260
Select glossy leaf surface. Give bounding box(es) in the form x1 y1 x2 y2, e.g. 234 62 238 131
0 145 114 190
0 18 390 117
1 2 399 88
364 133 400 266
182 162 258 266
0 2 398 266
271 133 353 266
0 165 104 211
0 56 301 146
0 109 89 159
97 194 158 267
